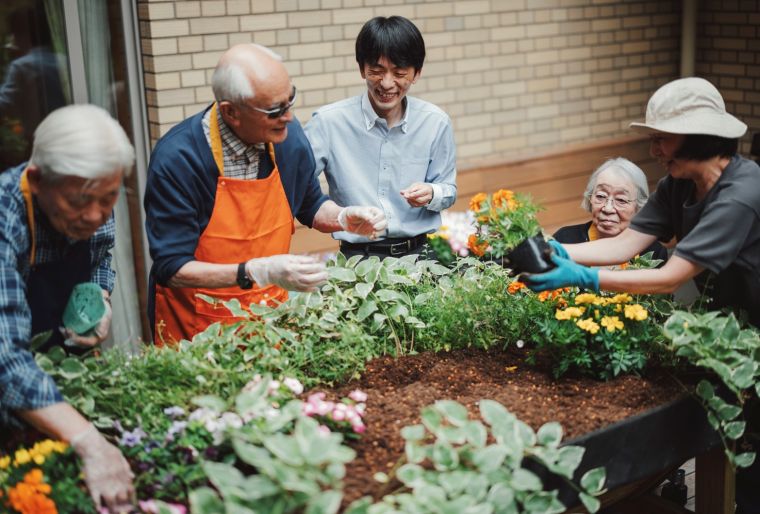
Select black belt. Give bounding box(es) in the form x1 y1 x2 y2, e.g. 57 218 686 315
340 234 428 256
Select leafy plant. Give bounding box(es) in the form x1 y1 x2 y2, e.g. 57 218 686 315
467 190 542 259
529 292 667 379
345 399 606 514
662 310 760 469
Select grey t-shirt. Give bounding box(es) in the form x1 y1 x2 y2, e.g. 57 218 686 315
630 155 760 325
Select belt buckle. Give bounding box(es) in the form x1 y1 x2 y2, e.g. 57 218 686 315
389 241 409 256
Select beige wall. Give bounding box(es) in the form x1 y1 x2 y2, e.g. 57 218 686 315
696 0 760 156
137 0 687 169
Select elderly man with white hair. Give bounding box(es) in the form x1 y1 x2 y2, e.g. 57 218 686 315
144 43 387 344
0 104 135 512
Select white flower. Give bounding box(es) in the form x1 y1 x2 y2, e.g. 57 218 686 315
283 377 304 395
516 339 525 349
205 351 216 364
349 390 368 402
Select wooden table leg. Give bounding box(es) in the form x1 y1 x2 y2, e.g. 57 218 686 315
695 446 735 514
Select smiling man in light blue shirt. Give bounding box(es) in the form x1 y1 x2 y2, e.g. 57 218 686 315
305 16 457 259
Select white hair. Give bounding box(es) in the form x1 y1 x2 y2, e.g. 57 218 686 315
211 43 283 104
581 157 650 212
30 104 135 181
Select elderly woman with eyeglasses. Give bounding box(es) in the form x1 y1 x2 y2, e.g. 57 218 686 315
528 77 760 514
552 158 668 265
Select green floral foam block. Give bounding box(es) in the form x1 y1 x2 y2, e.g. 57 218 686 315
62 282 105 335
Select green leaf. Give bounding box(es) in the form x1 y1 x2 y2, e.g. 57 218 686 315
400 424 426 441
29 330 53 352
421 406 443 432
221 298 248 317
724 420 746 440
696 380 715 400
486 483 515 508
405 441 427 464
191 394 226 413
346 254 364 268
580 467 606 493
329 267 357 282
263 433 304 466
536 422 563 448
731 360 758 389
733 451 756 468
241 475 279 500
556 446 585 476
479 399 512 426
755 381 760 399
344 497 372 514
432 440 459 470
472 444 509 472
464 421 487 448
427 263 451 276
579 492 601 513
354 282 373 299
414 292 434 305
510 469 542 491
356 300 378 322
375 289 406 303
305 491 342 514
58 357 87 379
522 491 565 514
435 400 469 427
387 303 409 320
397 463 425 486
189 487 224 514
202 461 244 490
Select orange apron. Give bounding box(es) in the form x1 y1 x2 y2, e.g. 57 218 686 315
154 103 294 344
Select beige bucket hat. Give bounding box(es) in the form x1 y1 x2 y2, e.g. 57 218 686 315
629 77 747 138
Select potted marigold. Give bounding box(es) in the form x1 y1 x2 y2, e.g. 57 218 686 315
466 189 554 274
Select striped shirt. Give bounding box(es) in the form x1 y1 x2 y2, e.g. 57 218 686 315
0 163 115 427
202 106 266 179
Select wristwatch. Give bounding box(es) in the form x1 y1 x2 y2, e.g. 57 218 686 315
236 262 253 289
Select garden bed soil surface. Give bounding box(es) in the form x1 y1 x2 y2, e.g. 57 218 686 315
324 347 683 506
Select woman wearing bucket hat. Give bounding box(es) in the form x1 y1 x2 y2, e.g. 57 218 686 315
527 76 760 513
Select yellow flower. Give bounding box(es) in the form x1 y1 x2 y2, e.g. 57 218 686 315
469 193 488 212
14 449 31 466
555 306 585 320
624 304 648 321
601 316 624 332
609 293 633 304
0 455 10 469
576 318 600 334
574 293 598 305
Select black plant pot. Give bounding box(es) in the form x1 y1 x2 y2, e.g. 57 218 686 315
504 234 556 275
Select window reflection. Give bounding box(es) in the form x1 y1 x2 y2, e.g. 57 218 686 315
0 0 70 170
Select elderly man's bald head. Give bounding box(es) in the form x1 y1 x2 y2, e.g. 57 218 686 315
211 44 287 105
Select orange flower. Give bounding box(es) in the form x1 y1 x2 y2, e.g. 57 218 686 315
467 234 488 257
507 281 526 294
7 469 56 514
469 193 487 212
492 189 518 211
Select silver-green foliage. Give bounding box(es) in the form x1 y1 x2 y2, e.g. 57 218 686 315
663 310 760 469
190 378 355 514
345 399 606 514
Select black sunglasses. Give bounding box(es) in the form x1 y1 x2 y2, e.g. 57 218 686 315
248 86 297 119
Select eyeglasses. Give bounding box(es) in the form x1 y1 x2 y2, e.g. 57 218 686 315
590 192 634 210
246 86 297 119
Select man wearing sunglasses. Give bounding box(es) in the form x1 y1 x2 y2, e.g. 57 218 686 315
144 44 387 344
305 16 457 260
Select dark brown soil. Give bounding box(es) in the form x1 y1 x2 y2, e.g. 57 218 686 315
322 347 683 505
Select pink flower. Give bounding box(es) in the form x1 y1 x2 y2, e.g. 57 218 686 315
139 500 187 514
317 425 331 437
348 390 367 402
352 422 366 434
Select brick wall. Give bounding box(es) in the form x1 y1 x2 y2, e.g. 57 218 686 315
137 0 684 169
696 0 760 156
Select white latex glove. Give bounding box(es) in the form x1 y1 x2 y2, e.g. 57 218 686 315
338 206 388 240
245 254 328 292
62 290 112 348
70 424 135 513
400 182 434 207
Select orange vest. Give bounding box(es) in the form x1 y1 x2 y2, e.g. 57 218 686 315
153 104 294 344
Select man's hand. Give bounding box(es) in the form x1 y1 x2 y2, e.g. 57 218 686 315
400 183 433 207
338 206 388 240
70 425 135 513
62 290 112 348
245 254 328 292
524 254 600 292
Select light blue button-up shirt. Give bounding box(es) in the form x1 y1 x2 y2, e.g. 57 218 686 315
305 92 457 243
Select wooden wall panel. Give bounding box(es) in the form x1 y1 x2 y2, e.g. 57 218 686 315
291 136 666 255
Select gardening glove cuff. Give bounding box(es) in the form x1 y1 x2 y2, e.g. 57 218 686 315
70 424 135 512
548 239 569 260
524 254 599 292
338 206 388 240
245 254 328 292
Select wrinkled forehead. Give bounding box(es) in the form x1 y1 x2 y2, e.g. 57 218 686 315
593 167 635 193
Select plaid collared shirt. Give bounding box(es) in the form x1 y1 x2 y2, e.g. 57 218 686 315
0 163 116 427
202 106 266 179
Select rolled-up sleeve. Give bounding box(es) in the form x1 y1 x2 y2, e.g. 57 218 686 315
0 213 62 426
426 121 457 212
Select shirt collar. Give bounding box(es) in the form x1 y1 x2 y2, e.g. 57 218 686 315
360 91 410 133
216 107 265 159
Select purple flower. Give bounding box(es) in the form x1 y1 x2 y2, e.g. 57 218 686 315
119 427 147 448
163 406 186 419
